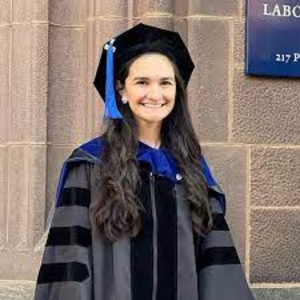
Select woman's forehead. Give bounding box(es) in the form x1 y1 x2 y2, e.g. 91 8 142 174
128 53 175 77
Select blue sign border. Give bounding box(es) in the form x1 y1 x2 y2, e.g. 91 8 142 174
246 0 300 77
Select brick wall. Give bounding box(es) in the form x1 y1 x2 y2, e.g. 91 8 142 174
0 0 299 299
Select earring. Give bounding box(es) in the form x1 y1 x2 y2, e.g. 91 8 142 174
121 96 128 104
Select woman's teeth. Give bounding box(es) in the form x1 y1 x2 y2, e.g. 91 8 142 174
142 103 164 108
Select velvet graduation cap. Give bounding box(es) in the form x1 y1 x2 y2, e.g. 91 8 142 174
93 23 195 119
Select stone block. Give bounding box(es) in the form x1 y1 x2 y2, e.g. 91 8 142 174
0 251 42 280
233 69 300 144
0 147 8 248
250 209 300 283
32 0 48 21
252 288 300 300
251 148 300 207
0 27 11 143
10 24 48 143
133 17 173 30
174 0 188 16
134 0 173 17
49 0 87 25
0 0 11 23
48 27 87 144
87 21 105 138
189 0 239 16
187 19 229 142
241 0 246 18
12 0 31 22
95 0 128 17
31 24 48 142
86 21 96 138
0 281 35 300
203 145 248 265
234 20 245 68
88 0 100 18
3 143 43 251
27 146 47 248
7 146 29 249
11 25 32 142
7 146 30 250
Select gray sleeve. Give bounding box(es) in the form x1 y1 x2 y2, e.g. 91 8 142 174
197 197 255 300
33 162 93 300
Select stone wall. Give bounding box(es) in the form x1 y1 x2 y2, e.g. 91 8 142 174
0 0 299 299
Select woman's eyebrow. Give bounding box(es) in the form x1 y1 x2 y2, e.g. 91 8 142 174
133 76 148 81
160 77 175 81
133 76 175 81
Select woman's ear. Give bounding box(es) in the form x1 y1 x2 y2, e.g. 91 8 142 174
116 80 124 97
116 81 128 104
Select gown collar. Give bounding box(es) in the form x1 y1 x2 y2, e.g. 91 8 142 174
137 141 179 181
57 137 226 212
78 137 179 181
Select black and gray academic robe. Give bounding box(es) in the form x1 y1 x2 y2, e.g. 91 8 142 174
34 137 255 300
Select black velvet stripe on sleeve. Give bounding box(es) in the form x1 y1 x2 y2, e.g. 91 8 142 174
58 187 91 207
37 262 89 284
212 213 229 231
46 226 92 247
155 179 177 300
198 247 240 270
131 175 153 300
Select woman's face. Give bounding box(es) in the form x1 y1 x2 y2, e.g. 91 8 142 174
120 53 176 128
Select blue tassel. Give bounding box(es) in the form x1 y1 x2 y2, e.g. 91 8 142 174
104 39 123 119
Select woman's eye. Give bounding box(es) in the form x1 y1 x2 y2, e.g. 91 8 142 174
137 80 147 85
161 81 172 86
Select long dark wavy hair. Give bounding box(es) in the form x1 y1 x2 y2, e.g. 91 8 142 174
92 53 212 242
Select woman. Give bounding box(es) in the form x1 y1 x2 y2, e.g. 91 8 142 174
34 23 255 300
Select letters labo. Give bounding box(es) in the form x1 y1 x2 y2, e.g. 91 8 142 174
263 3 300 18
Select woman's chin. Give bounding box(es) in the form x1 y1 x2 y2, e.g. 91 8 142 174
135 114 168 126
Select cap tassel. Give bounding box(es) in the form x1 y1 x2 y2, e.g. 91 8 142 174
104 39 123 119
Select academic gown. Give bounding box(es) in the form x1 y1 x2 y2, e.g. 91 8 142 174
34 137 255 300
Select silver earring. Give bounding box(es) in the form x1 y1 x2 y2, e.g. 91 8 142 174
121 96 128 104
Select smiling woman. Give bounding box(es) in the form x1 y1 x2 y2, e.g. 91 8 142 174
33 23 255 300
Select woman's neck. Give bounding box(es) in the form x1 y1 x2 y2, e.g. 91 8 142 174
137 122 162 149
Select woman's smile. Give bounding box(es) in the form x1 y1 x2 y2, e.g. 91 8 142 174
140 102 166 108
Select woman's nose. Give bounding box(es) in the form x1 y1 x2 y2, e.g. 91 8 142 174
147 84 162 100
